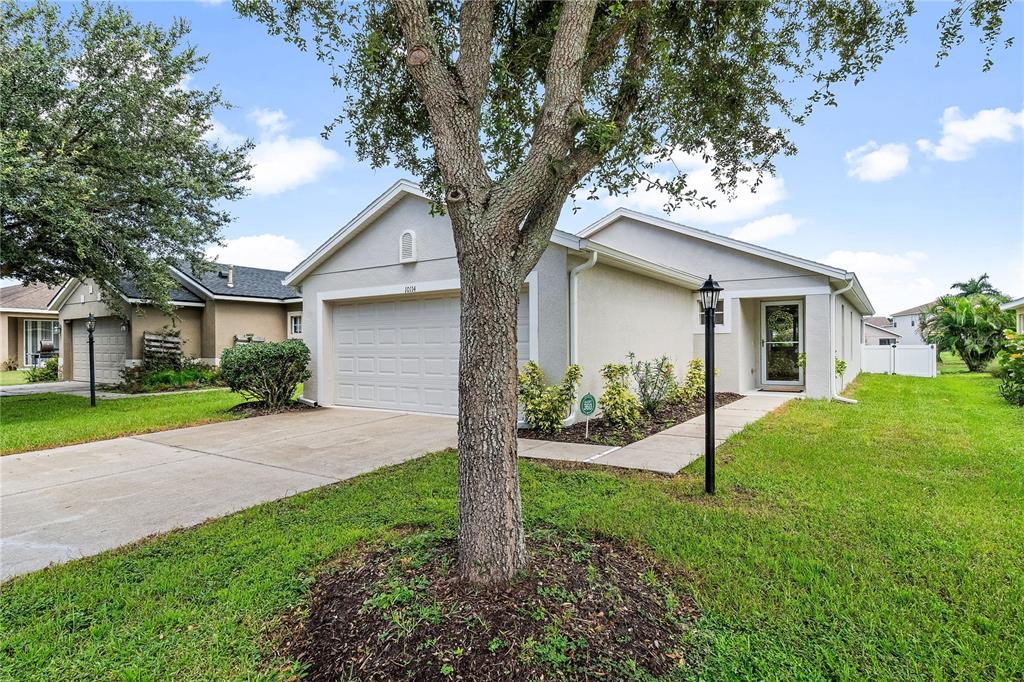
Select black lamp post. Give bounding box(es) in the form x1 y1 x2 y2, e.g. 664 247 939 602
85 313 96 407
699 275 723 494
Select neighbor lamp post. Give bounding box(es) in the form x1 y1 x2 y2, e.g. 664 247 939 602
86 313 96 407
699 275 723 494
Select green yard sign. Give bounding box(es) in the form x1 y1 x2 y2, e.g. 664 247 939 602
580 393 596 416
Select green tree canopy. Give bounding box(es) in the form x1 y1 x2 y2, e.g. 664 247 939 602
1 0 251 309
950 273 1007 299
237 0 1012 584
921 294 1015 371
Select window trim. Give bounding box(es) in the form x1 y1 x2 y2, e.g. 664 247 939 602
694 295 732 334
23 318 61 367
287 312 303 339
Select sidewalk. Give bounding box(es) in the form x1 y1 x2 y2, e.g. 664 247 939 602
519 394 793 474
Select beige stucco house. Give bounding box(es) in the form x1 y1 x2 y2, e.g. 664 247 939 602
49 264 302 383
0 283 62 368
1002 297 1024 332
285 180 873 416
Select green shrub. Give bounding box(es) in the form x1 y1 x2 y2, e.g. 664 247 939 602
627 353 676 416
518 361 582 433
25 357 59 383
220 340 311 408
996 330 1024 406
835 357 848 381
599 363 641 429
119 362 222 393
669 358 712 405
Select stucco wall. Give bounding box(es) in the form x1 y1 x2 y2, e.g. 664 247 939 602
864 325 900 345
296 193 567 405
889 313 926 344
126 306 203 359
576 261 693 401
214 301 288 353
590 216 826 290
834 292 863 391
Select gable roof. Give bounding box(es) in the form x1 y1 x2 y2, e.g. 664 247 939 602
119 278 204 304
1 282 62 312
890 302 933 317
579 207 874 314
864 316 891 328
284 179 581 286
1000 296 1024 311
865 321 901 337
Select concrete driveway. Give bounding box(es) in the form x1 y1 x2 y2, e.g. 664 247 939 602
0 407 457 580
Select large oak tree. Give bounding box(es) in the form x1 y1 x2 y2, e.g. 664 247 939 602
1 0 251 309
237 0 1010 584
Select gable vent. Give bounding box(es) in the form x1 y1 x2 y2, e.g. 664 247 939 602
399 230 417 263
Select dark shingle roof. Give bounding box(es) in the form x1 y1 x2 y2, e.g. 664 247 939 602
182 263 298 300
119 278 204 304
1 282 63 310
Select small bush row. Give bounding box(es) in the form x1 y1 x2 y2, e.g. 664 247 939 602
996 330 1024 406
518 354 713 434
119 361 222 393
25 357 59 383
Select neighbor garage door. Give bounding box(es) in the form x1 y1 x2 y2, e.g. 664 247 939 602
333 293 530 414
72 317 127 384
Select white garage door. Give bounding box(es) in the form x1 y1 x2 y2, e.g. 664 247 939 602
333 293 530 414
73 317 127 384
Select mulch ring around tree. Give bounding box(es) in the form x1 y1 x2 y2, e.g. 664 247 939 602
229 400 316 417
519 392 743 446
277 529 700 681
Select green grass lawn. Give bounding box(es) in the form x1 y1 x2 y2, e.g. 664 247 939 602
0 370 29 386
0 390 247 455
2 372 1022 679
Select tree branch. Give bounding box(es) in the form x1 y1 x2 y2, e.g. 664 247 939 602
492 0 599 222
456 0 495 112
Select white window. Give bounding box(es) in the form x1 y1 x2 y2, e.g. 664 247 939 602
23 319 61 367
288 312 303 338
399 230 417 263
698 299 725 326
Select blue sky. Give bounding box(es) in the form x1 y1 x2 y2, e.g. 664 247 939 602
64 2 1024 314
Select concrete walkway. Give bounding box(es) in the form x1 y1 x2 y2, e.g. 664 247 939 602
0 407 601 580
0 380 134 399
521 394 793 474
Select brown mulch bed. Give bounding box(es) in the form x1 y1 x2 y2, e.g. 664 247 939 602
519 392 743 446
229 400 316 417
278 530 699 681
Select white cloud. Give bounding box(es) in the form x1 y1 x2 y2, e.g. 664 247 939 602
844 141 910 182
728 213 801 244
248 108 289 136
247 136 341 195
205 110 342 196
822 249 942 315
205 118 245 147
604 146 786 224
207 234 306 272
917 106 1024 161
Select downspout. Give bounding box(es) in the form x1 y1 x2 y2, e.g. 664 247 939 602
830 276 857 404
564 250 598 424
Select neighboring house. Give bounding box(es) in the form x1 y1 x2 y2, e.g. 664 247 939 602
1002 297 1024 333
0 283 63 368
285 180 873 416
888 303 931 344
864 317 901 346
48 264 302 383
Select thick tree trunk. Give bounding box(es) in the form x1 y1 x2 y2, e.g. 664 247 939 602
455 247 526 583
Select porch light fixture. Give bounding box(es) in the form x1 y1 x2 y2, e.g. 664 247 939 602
699 275 723 494
85 313 96 407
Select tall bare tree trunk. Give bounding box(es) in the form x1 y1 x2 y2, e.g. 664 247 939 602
455 240 526 583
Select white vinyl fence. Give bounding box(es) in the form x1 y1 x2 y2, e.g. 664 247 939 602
861 344 937 378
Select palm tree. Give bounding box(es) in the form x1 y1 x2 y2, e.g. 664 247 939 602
950 273 1005 298
920 294 1015 371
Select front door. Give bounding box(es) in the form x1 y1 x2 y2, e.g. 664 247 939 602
761 301 803 386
